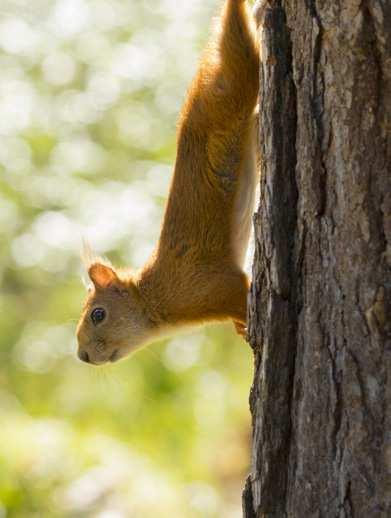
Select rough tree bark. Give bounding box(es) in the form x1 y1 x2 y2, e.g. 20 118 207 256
243 1 391 517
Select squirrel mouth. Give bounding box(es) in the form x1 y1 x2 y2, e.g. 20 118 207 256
109 349 119 363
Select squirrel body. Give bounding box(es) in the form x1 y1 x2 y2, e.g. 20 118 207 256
77 0 262 365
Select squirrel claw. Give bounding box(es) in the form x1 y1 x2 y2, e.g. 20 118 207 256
234 321 248 338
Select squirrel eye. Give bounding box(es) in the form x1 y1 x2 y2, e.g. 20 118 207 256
91 307 106 325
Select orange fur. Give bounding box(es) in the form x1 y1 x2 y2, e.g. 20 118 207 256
76 0 262 365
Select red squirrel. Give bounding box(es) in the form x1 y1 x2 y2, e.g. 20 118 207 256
76 0 265 365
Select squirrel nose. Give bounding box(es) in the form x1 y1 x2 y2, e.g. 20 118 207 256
78 350 90 363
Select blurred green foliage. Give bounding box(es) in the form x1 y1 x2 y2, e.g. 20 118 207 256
0 0 253 516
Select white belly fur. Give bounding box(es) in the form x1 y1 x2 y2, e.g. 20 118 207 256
231 114 259 270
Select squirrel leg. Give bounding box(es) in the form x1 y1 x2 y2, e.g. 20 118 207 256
203 268 248 329
219 0 260 72
211 0 259 116
183 0 259 131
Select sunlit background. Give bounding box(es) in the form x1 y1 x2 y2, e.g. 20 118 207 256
0 0 254 516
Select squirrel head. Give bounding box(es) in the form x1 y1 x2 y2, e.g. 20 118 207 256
76 262 153 365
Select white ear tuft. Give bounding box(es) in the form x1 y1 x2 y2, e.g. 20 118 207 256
81 238 114 270
81 274 93 292
81 238 97 270
81 238 117 290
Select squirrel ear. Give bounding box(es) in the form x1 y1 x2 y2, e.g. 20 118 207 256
88 263 119 290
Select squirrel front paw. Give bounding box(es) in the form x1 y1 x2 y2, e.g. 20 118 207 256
234 320 248 339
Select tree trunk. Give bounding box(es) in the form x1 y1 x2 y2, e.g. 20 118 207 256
243 1 391 517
